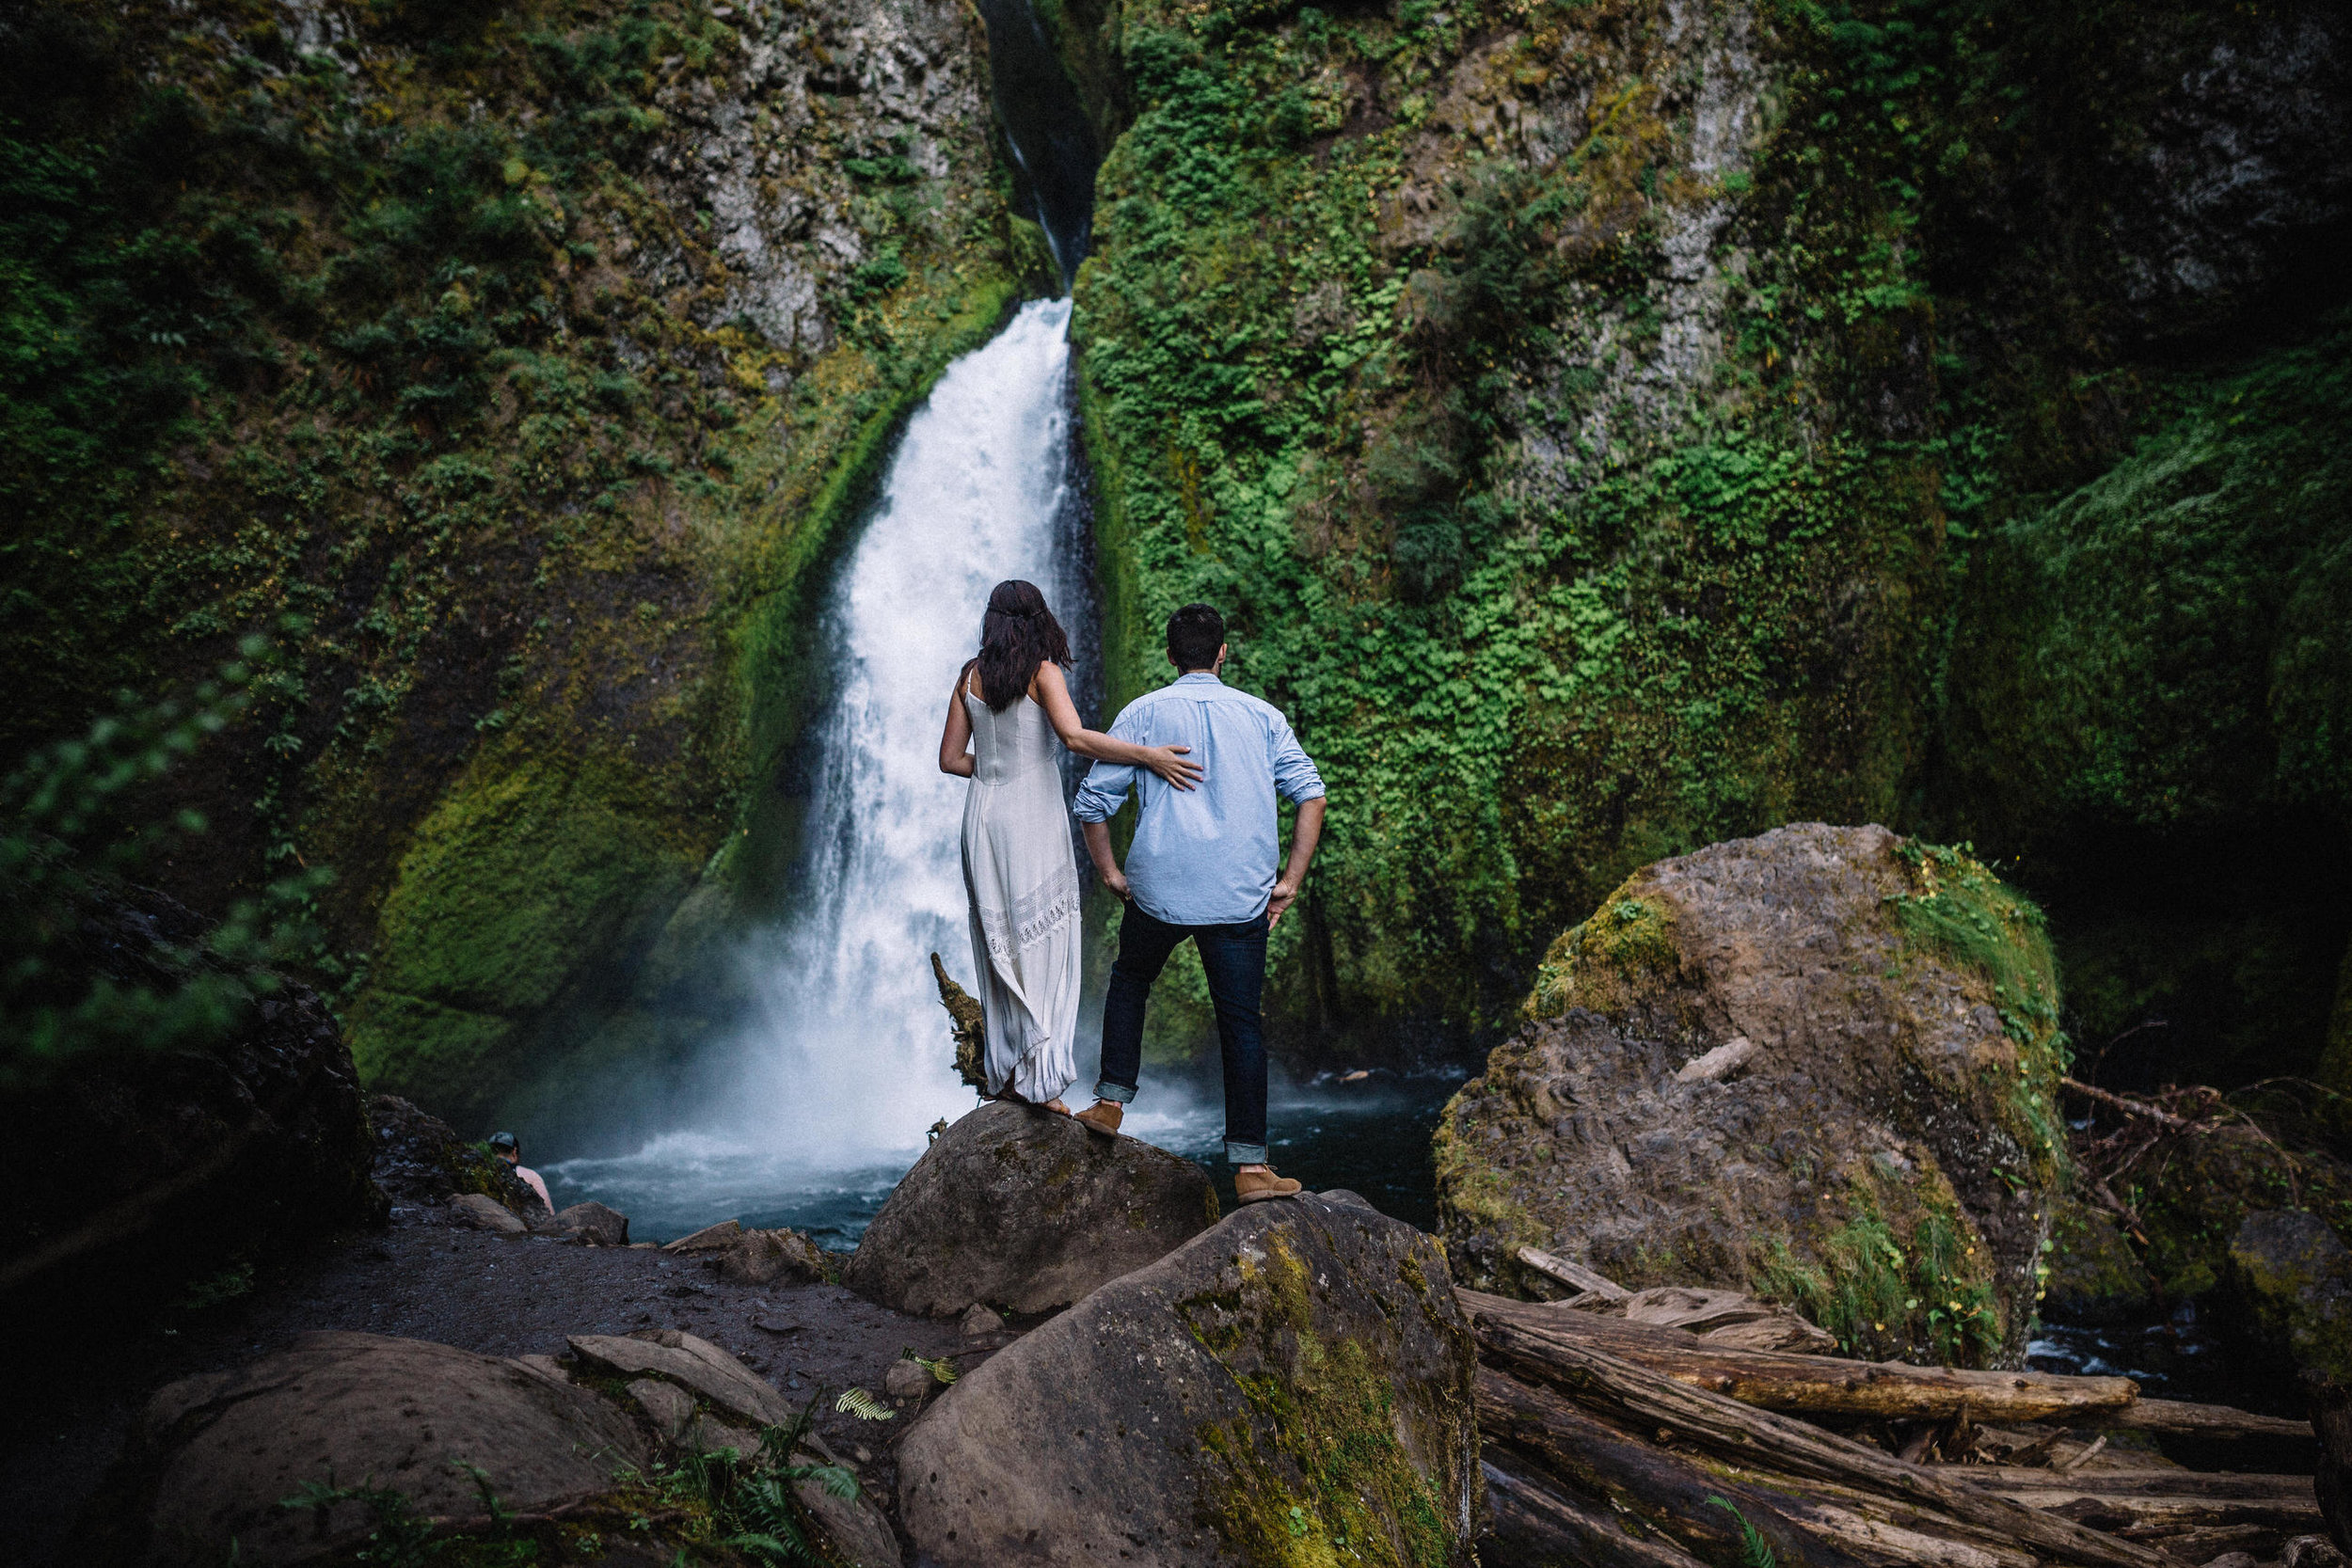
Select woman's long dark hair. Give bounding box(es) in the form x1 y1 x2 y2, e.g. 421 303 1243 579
971 579 1073 711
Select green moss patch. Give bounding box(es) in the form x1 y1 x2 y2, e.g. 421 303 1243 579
1181 1232 1461 1568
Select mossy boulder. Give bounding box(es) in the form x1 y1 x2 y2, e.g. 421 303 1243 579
898 1191 1480 1568
365 1092 542 1216
2231 1210 2352 1384
1436 824 2069 1368
2039 1196 2156 1326
844 1101 1218 1317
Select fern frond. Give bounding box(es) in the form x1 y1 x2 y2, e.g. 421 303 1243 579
835 1387 896 1420
787 1463 859 1499
1705 1496 1778 1568
914 1354 959 1385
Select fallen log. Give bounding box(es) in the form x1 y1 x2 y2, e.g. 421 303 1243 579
1479 1451 1711 1568
1955 1467 2319 1503
1518 1245 1630 1301
1473 1313 2180 1568
1982 1482 2321 1535
1463 1290 2138 1424
2093 1397 2316 1442
1477 1365 1878 1568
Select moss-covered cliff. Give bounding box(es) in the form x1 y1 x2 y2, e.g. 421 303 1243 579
2 0 1049 1122
8 0 2346 1115
1053 0 2350 1073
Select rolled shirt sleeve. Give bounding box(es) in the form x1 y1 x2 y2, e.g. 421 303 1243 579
1072 710 1142 823
1269 714 1326 805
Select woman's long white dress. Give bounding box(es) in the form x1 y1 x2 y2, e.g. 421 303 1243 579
960 681 1082 1103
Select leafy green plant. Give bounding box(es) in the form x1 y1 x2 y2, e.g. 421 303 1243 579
833 1387 894 1421
278 1478 441 1567
1 639 330 1089
1705 1497 1778 1568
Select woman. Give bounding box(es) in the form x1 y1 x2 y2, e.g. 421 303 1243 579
938 580 1200 1114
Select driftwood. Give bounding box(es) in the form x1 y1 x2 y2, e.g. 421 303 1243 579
1462 1291 2139 1425
928 953 987 1091
1478 1365 1877 1567
1517 1245 1630 1301
1956 1467 2322 1534
1472 1311 2182 1568
2097 1396 2318 1442
1479 1451 1712 1568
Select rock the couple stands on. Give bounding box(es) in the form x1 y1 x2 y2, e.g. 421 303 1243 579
946 590 1326 1205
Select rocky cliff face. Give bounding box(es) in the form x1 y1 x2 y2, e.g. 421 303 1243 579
1 0 1046 1123
1052 0 2351 1081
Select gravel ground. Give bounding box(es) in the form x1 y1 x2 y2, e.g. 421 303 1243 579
5 1201 975 1565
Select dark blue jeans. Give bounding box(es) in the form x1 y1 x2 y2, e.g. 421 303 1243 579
1093 901 1269 1164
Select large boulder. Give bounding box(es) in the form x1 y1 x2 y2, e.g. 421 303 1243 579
1437 825 2069 1368
366 1092 544 1218
2233 1210 2352 1383
898 1191 1480 1567
844 1101 1218 1317
87 1331 646 1566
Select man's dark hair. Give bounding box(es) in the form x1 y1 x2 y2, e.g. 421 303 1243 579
1167 603 1225 672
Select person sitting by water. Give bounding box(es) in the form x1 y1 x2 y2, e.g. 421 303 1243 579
937 578 1202 1116
1070 602 1327 1205
488 1131 553 1214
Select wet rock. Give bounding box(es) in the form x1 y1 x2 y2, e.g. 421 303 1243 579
2233 1210 2352 1380
898 1192 1479 1567
663 1219 743 1254
1438 825 2070 1367
567 1327 797 1427
628 1377 696 1439
2042 1195 2157 1325
845 1101 1218 1317
884 1357 935 1400
552 1200 630 1246
958 1303 1004 1338
448 1192 529 1235
716 1226 830 1285
87 1331 644 1566
366 1093 539 1215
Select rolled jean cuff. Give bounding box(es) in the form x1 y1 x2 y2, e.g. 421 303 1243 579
1225 1141 1267 1165
1093 1080 1137 1104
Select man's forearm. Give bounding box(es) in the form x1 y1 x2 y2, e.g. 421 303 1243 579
1280 797 1326 885
1081 819 1120 880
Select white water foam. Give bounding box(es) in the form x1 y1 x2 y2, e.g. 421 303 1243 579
688 297 1089 1171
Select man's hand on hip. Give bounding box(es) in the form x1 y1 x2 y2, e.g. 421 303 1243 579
1265 877 1301 929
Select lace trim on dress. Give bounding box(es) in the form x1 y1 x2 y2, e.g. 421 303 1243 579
976 863 1083 966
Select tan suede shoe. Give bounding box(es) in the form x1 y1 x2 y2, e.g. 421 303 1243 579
1073 1101 1123 1137
1234 1168 1304 1204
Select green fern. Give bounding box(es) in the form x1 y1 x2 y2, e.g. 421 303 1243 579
1705 1497 1779 1568
834 1387 895 1421
911 1354 959 1386
723 1473 828 1567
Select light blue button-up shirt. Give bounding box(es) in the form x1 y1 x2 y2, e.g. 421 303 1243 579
1072 673 1327 927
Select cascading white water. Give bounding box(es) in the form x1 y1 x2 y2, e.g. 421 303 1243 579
545 294 1446 1240
553 299 1092 1220
716 296 1089 1162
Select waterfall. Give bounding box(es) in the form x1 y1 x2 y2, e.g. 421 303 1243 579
545 3 1112 1235
712 300 1095 1166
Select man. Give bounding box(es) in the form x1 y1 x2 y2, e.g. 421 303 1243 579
488 1131 553 1215
1070 603 1327 1204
